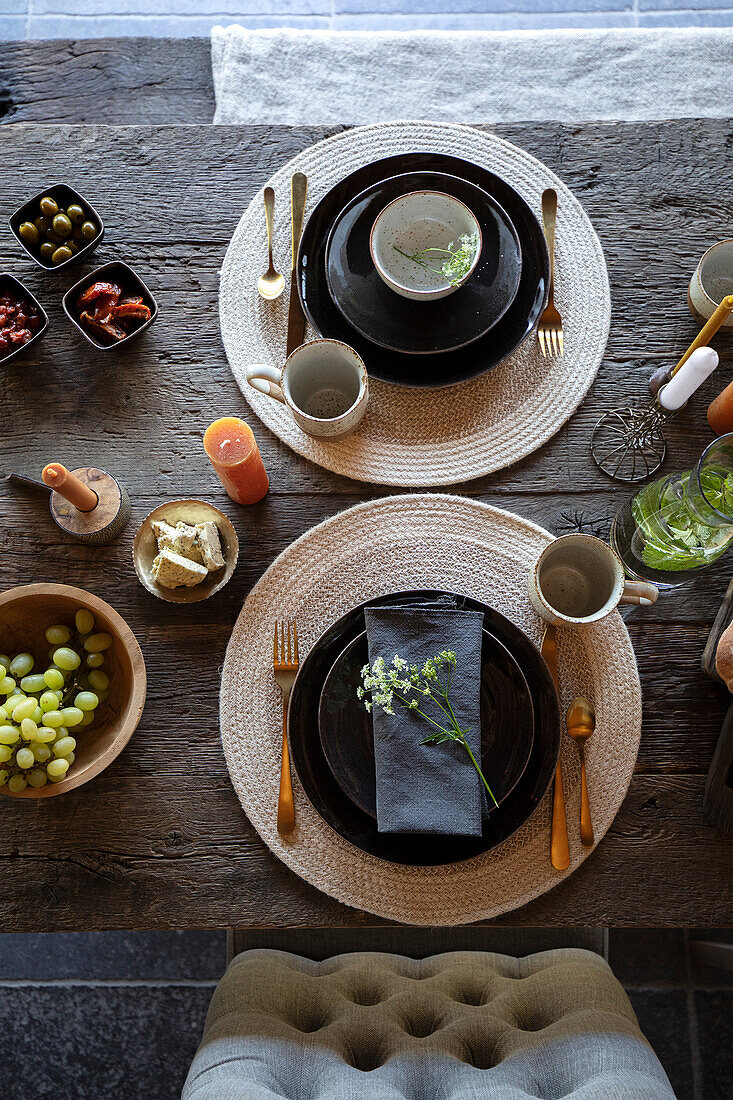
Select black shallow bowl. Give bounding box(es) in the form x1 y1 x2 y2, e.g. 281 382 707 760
325 171 522 356
319 626 534 819
62 261 158 352
288 590 561 865
297 152 549 387
9 183 104 272
0 273 49 366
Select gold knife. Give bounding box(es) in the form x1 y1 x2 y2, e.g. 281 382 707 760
286 172 308 357
541 624 570 871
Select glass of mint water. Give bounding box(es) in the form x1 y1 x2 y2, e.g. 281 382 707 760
611 434 733 589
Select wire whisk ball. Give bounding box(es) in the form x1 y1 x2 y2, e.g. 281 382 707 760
591 408 668 483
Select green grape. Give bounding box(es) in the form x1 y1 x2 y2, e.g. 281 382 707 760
20 718 37 741
11 697 36 722
20 673 47 694
60 707 83 727
31 706 43 724
16 747 34 769
0 725 19 745
66 751 75 765
34 727 57 744
0 655 9 669
0 664 5 679
27 769 48 789
79 711 95 727
0 769 9 787
74 691 99 712
5 695 26 715
8 774 27 792
32 742 52 762
86 654 104 669
75 609 95 634
0 676 16 694
43 710 65 729
47 758 69 779
9 653 34 677
53 736 76 757
43 667 64 690
0 745 11 763
84 633 112 654
45 625 71 645
40 691 59 712
88 670 109 692
53 647 81 671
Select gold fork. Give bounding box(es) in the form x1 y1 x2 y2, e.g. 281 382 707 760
537 188 564 358
273 621 299 836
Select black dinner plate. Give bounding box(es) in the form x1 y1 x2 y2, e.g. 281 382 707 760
325 171 522 356
318 626 534 819
288 590 561 865
297 152 549 387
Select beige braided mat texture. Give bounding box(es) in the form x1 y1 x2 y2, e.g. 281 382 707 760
219 120 610 487
220 495 641 925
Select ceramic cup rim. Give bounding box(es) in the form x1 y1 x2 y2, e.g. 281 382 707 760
369 188 483 297
695 237 733 307
281 337 367 424
532 532 625 625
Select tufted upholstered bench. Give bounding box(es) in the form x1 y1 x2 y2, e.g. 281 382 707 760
182 948 676 1099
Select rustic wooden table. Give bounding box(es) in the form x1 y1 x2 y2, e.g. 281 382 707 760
0 44 731 930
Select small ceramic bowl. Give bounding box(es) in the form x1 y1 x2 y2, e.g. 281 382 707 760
9 183 104 272
133 499 239 604
0 273 49 365
370 189 482 301
689 238 733 328
63 261 158 352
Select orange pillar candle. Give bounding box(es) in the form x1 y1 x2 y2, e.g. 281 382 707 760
708 380 733 435
41 463 98 512
203 417 269 505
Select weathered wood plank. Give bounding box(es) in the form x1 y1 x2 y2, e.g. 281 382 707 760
0 39 215 125
1 120 732 930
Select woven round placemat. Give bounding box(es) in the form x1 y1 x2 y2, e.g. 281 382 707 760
220 494 641 925
220 120 610 487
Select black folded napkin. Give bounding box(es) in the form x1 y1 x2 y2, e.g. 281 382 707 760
364 605 484 836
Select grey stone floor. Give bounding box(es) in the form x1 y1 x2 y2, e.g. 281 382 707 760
0 927 730 1098
2 0 733 41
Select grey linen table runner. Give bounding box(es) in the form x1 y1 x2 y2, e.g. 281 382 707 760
364 606 484 836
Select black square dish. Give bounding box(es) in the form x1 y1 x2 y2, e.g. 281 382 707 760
9 184 104 271
62 261 158 351
0 274 49 365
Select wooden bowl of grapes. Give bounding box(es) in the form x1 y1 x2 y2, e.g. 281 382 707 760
0 584 146 798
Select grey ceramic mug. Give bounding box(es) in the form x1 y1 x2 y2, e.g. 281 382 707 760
528 533 658 627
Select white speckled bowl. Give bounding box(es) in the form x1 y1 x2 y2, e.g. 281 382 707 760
369 189 482 301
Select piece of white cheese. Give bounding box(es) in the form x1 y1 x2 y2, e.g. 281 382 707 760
151 547 208 589
152 519 203 563
195 521 226 571
151 519 177 546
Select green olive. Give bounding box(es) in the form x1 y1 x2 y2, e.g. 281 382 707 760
34 215 49 233
52 213 72 238
80 220 98 241
39 196 59 217
50 245 73 265
45 230 61 246
67 241 79 254
66 203 85 224
39 241 55 262
18 222 39 246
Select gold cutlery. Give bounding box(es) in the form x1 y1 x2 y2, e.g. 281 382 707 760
257 187 284 301
566 697 595 847
537 188 564 358
541 624 570 870
286 172 308 356
273 620 299 836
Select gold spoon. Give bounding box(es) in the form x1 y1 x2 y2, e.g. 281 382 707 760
257 187 284 301
566 697 595 847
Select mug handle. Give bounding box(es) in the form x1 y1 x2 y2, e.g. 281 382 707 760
246 364 285 404
620 579 659 606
